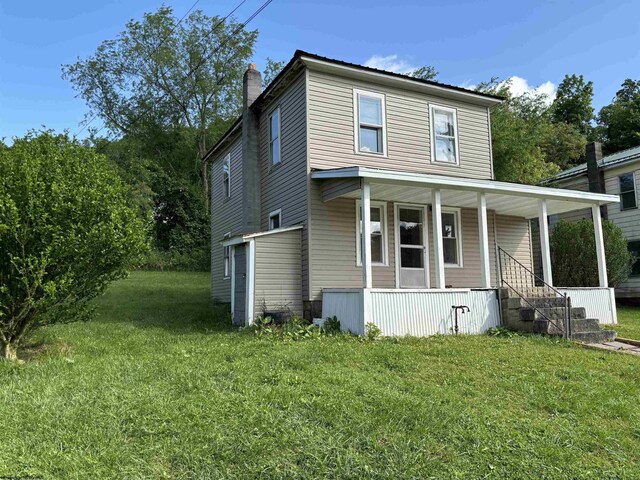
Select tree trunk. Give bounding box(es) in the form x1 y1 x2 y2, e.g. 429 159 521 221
1 341 18 362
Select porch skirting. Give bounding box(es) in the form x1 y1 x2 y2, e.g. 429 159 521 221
322 288 501 336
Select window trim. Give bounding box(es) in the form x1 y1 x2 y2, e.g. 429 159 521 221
268 106 281 167
429 103 460 166
223 232 231 279
355 200 389 266
441 207 463 268
619 172 637 211
222 153 231 198
268 209 282 230
353 88 388 157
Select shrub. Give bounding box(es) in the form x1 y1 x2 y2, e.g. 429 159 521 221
0 132 147 360
322 316 341 335
551 218 634 287
365 322 382 341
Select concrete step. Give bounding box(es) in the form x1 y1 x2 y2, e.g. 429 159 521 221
503 296 568 309
499 287 556 301
571 330 617 344
533 319 566 336
519 306 585 322
570 318 601 333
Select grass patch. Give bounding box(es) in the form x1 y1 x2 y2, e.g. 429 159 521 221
1 272 640 478
616 305 640 340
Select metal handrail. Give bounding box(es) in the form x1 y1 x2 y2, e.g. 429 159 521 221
498 246 570 339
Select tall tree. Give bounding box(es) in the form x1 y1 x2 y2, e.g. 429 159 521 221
410 66 438 81
551 74 594 137
262 57 286 88
597 79 640 154
62 6 258 205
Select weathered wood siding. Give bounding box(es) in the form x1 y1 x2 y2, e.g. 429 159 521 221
211 138 243 302
307 69 493 179
253 229 303 316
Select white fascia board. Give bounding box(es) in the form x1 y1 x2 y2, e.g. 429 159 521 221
301 57 502 108
311 167 620 205
221 225 303 246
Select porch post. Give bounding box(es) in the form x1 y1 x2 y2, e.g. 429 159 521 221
432 189 445 289
361 180 373 289
477 192 491 288
592 204 608 288
538 199 553 286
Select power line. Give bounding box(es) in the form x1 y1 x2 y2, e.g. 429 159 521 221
73 0 202 138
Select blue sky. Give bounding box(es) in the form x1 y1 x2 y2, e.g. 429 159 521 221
1 0 639 142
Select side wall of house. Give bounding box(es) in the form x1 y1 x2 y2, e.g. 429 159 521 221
253 229 303 317
211 138 244 302
306 69 493 180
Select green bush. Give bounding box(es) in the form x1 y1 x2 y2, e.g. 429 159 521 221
551 218 634 287
0 131 147 360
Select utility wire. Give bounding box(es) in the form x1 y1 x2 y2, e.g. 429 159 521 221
73 0 202 138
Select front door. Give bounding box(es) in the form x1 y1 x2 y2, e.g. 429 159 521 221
397 206 429 288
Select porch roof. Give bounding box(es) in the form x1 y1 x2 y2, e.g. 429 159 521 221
311 167 619 219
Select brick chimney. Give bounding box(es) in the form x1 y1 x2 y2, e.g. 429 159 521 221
586 141 604 193
242 63 262 233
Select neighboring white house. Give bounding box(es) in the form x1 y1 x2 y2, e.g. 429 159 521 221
542 142 640 301
204 50 619 338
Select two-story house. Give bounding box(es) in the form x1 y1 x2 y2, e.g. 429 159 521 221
204 51 620 337
542 142 640 301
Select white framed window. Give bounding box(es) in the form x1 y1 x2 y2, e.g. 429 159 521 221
222 154 231 198
355 200 388 266
441 208 463 267
354 89 387 156
223 232 231 279
269 107 281 166
619 172 637 210
430 104 460 165
269 209 282 230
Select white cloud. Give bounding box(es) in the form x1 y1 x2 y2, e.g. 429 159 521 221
503 76 556 104
364 54 417 74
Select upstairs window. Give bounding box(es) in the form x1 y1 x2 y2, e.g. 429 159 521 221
269 209 281 230
442 209 463 267
222 154 231 198
430 105 459 165
619 172 637 210
269 108 281 166
354 89 386 155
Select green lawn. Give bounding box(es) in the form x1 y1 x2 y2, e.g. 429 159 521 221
615 305 640 340
2 272 640 479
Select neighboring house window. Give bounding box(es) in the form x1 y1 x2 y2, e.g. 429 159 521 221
442 208 463 267
269 209 281 230
354 89 386 155
223 232 231 279
430 104 459 165
628 240 640 276
223 154 231 198
619 172 637 210
356 201 388 265
269 107 281 166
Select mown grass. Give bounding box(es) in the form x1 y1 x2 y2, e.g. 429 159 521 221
615 305 640 340
1 272 640 479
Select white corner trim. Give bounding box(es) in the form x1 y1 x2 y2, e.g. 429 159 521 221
246 239 256 326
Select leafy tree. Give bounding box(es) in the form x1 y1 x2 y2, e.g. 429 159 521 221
410 66 438 81
551 218 633 287
597 79 640 154
62 6 258 204
551 74 594 137
262 57 286 88
0 132 147 361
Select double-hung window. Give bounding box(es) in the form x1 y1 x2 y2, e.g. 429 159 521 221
430 105 459 164
223 232 231 279
222 154 231 198
354 89 386 155
269 107 281 166
441 208 462 267
269 209 281 230
627 240 640 276
619 172 637 210
356 201 388 265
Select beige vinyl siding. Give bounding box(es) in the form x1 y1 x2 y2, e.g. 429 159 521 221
211 138 243 302
604 165 640 295
307 69 493 180
253 229 303 316
495 214 533 276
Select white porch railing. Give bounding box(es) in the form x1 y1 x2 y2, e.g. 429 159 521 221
322 288 501 337
557 287 618 325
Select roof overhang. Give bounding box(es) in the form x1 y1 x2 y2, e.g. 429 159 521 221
221 225 303 247
312 167 619 219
